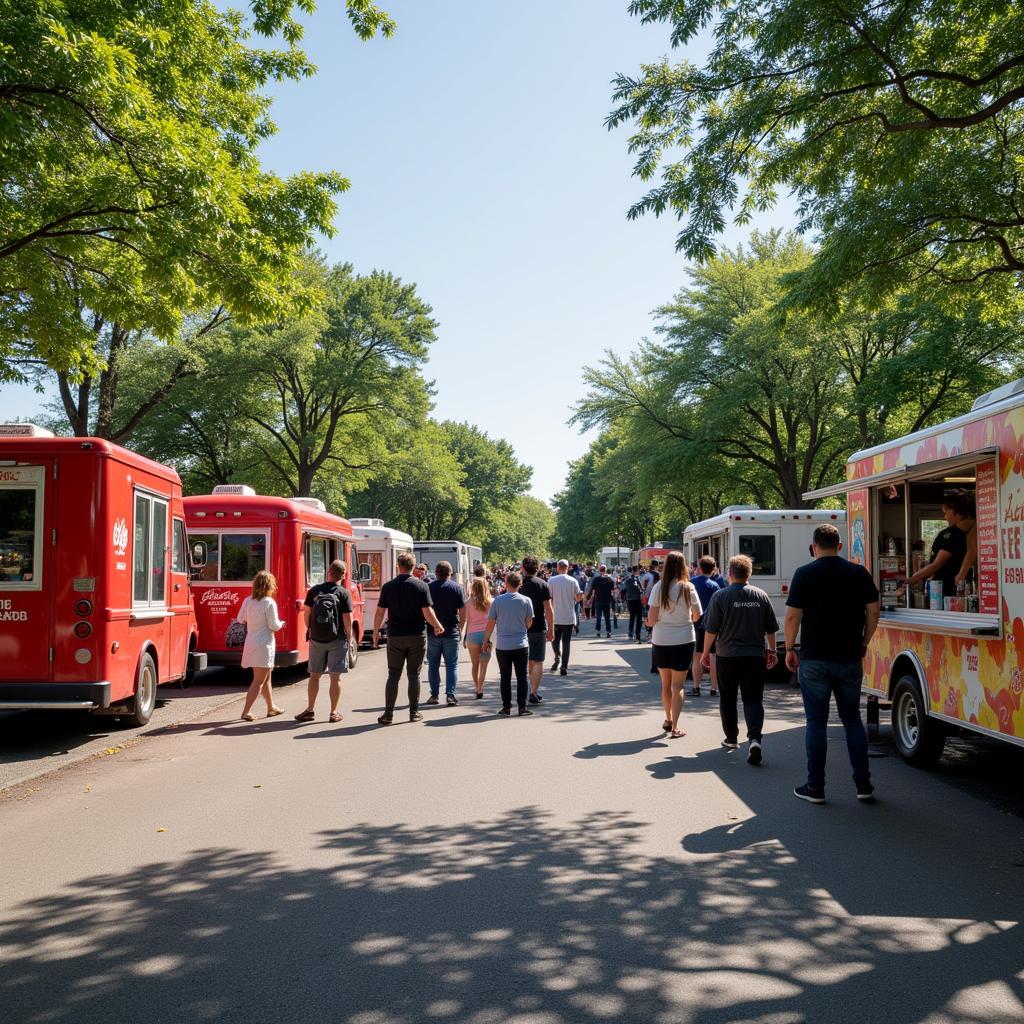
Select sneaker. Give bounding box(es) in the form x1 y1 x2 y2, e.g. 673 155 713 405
794 784 826 804
559 668 567 676
409 711 423 722
446 694 458 707
856 781 875 802
721 739 739 750
475 692 484 700
747 740 762 766
424 695 439 706
518 706 534 716
498 706 511 716
528 693 541 704
377 713 393 725
605 632 611 638
550 661 560 672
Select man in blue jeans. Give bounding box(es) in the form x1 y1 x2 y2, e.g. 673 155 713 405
425 560 466 707
785 524 881 804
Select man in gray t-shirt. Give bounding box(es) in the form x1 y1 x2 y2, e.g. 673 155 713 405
701 555 779 764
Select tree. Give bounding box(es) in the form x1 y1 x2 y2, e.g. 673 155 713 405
482 496 556 564
608 1 1024 295
0 0 394 376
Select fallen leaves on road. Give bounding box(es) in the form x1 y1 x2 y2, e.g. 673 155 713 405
101 746 123 757
156 827 167 833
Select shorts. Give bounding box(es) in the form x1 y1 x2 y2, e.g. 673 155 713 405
694 627 716 655
308 638 349 675
652 642 696 673
466 630 487 646
527 633 547 662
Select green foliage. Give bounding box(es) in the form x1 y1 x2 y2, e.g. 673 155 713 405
610 1 1024 294
482 495 555 564
0 0 393 377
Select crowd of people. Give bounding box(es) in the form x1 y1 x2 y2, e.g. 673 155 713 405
232 523 881 805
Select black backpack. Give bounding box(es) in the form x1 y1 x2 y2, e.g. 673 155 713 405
309 586 343 643
622 576 643 601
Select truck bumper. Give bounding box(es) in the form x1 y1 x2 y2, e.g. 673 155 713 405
0 681 112 711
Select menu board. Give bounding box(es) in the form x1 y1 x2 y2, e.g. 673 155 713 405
976 460 998 614
847 489 869 569
365 552 383 590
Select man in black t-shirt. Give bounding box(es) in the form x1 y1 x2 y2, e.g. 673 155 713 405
373 551 444 724
519 555 555 704
587 565 615 637
296 560 354 723
785 523 880 805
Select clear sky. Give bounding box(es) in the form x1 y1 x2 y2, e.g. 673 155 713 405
0 0 795 502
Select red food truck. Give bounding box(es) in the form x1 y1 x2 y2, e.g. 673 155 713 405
184 486 367 668
0 425 204 725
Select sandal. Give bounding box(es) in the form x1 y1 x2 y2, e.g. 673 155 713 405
329 711 343 723
240 712 256 722
671 728 686 739
294 708 315 722
266 707 284 717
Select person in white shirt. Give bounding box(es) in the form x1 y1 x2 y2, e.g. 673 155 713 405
647 551 702 738
547 559 583 675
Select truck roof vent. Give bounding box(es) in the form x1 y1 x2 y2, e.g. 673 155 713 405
721 504 760 513
211 484 256 496
292 497 326 512
350 518 385 527
0 423 55 437
971 378 1024 411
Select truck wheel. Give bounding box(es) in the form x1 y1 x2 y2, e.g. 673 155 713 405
891 675 945 767
126 652 158 727
348 634 359 669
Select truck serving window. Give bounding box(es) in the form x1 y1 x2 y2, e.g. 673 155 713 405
0 487 39 588
221 534 267 581
133 492 169 607
306 536 327 587
738 535 777 576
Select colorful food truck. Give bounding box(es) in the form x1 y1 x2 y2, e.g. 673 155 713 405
0 425 204 725
683 506 847 654
184 487 366 669
805 379 1024 764
349 518 414 644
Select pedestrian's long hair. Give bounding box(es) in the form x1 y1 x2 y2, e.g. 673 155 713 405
659 551 692 611
252 570 277 601
470 576 492 612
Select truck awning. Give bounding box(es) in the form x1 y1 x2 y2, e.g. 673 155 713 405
803 446 999 502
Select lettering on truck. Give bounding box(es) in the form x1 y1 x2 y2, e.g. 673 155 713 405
0 599 28 622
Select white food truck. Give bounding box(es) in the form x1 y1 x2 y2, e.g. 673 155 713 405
683 506 848 655
598 545 633 570
413 540 480 590
803 378 1024 765
349 519 414 645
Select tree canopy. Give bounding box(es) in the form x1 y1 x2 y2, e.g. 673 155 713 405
608 0 1024 295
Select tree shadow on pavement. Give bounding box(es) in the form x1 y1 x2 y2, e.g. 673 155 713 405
2 804 1022 1024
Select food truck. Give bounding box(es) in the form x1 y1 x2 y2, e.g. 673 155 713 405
185 487 366 669
413 540 478 589
804 378 1024 764
598 546 633 570
0 425 204 725
349 518 414 644
683 507 847 652
636 544 675 568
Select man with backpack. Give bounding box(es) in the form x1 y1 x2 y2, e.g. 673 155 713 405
295 560 354 723
622 566 645 642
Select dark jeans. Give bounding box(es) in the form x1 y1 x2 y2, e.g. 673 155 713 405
627 599 644 639
798 659 870 790
552 624 574 668
594 602 611 632
496 647 529 709
427 632 459 697
716 655 765 743
384 634 425 714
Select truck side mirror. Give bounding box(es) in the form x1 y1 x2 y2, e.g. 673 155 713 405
359 562 372 582
192 542 207 569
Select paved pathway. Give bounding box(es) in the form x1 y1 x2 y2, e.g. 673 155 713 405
2 633 1023 1024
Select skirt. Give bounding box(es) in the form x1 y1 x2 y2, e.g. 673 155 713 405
652 642 696 673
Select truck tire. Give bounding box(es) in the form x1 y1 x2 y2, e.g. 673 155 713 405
891 674 945 767
125 652 158 727
348 633 359 669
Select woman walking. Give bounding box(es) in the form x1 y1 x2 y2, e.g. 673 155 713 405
239 570 286 721
464 575 493 698
647 551 702 738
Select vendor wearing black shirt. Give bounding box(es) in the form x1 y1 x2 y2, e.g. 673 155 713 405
905 490 975 598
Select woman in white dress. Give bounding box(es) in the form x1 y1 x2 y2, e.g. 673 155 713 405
239 570 286 721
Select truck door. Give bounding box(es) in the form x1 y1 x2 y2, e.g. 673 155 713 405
0 462 54 681
169 516 191 676
736 527 783 628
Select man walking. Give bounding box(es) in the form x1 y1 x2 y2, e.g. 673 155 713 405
700 555 778 765
690 556 721 696
587 564 615 637
548 558 581 675
425 560 466 707
373 551 444 724
621 565 645 642
295 559 353 723
519 555 555 704
482 571 535 716
785 524 880 804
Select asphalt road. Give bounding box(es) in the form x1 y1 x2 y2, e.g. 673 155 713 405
2 632 1023 1024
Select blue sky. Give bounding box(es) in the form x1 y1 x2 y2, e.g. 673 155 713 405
1 0 796 501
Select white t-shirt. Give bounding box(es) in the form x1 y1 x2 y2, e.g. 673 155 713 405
648 580 702 646
548 573 582 625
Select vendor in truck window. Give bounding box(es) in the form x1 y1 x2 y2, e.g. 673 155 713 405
903 490 977 597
